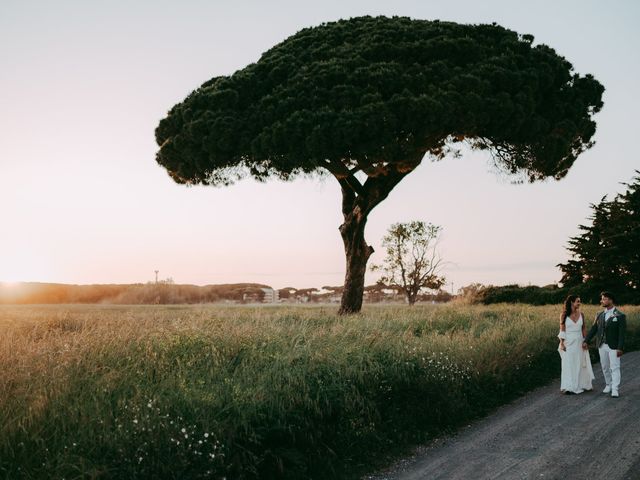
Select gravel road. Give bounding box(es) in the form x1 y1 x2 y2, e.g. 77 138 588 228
365 351 640 480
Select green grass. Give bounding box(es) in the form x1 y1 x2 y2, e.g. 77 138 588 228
1 304 638 479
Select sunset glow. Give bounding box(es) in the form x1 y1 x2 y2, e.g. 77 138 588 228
1 1 638 290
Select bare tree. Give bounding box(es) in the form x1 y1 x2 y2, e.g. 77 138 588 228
371 221 445 305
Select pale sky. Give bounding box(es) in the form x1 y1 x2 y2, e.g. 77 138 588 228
1 0 638 292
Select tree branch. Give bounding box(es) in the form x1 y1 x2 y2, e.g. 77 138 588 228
324 159 366 197
340 182 356 216
362 154 424 214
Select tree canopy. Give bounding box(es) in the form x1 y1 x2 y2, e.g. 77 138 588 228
155 15 604 314
155 15 604 186
559 171 640 304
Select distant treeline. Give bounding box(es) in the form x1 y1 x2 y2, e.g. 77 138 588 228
0 282 456 305
0 282 584 306
477 284 567 305
0 283 271 305
458 283 631 306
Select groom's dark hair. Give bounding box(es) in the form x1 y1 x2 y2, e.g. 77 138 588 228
601 291 616 303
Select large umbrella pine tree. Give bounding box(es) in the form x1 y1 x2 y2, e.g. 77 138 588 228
155 16 604 314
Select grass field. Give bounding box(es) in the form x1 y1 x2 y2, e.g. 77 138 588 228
1 303 638 479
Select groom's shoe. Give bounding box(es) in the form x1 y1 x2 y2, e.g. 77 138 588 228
603 385 612 394
611 390 619 398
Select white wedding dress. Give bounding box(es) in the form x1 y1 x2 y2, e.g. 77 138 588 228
559 314 595 393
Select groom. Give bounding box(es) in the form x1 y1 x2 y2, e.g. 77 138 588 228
582 291 626 398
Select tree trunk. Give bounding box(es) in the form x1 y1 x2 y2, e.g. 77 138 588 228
407 283 420 305
330 154 424 315
338 209 374 315
407 292 417 305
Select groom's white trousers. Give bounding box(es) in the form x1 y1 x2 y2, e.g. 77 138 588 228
599 344 621 391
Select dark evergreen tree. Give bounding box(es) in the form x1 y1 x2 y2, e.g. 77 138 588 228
155 15 604 314
559 171 640 303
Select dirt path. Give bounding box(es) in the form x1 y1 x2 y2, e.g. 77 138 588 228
365 351 640 480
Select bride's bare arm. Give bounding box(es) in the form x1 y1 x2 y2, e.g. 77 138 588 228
559 320 566 350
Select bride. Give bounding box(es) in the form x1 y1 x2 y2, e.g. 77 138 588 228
558 295 595 394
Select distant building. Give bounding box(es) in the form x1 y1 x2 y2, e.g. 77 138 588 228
261 287 279 303
242 292 261 303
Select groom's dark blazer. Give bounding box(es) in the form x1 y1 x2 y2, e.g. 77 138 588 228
585 307 626 350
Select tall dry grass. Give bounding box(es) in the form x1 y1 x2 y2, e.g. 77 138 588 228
1 304 638 479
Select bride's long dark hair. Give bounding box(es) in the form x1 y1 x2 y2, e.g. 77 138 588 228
561 294 580 325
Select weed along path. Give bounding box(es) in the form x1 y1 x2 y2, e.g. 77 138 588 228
366 351 640 480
